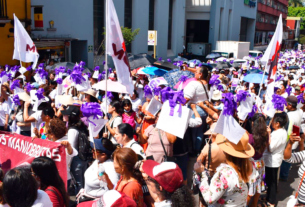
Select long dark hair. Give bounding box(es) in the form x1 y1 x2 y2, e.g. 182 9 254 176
122 99 134 113
67 113 87 134
199 66 211 89
118 123 134 139
225 153 252 183
251 113 268 154
31 157 69 207
110 100 123 114
149 178 195 207
3 168 38 207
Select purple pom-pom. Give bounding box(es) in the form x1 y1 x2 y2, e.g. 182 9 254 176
94 66 100 71
13 94 21 106
209 74 220 86
179 75 188 83
26 65 32 71
297 94 304 104
103 61 106 65
81 102 103 120
217 84 224 92
271 94 287 111
0 71 6 78
144 85 153 98
25 83 33 92
10 80 20 90
167 59 171 63
158 57 162 61
103 92 114 100
221 93 237 116
70 69 86 84
235 90 250 102
35 88 45 100
56 78 63 84
67 69 72 75
98 73 104 81
248 105 258 118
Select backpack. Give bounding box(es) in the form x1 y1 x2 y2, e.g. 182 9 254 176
70 126 93 161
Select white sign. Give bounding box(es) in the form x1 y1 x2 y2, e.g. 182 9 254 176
148 30 157 46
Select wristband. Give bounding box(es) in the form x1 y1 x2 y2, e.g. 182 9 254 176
99 172 104 177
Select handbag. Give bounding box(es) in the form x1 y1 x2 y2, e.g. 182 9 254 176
287 168 305 207
157 129 176 163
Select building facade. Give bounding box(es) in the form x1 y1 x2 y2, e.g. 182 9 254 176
0 0 31 66
254 0 288 51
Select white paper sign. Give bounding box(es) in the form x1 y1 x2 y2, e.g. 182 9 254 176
148 77 168 91
156 101 192 138
237 96 253 121
213 112 246 144
146 98 162 116
92 70 99 79
19 67 27 74
88 116 108 142
76 80 91 92
148 30 157 46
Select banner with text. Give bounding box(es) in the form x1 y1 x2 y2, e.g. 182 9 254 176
0 131 67 184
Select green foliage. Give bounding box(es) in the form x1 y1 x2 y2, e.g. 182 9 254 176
288 7 305 29
289 0 304 7
102 27 140 46
299 34 305 44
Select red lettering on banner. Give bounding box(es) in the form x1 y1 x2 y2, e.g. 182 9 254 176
26 44 36 52
112 43 132 76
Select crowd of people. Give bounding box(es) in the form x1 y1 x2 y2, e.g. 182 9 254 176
0 49 305 207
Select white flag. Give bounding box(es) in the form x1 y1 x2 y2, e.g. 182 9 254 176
106 0 134 95
13 14 39 69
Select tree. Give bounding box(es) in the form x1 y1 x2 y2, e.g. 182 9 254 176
289 0 304 7
288 7 305 29
93 27 140 66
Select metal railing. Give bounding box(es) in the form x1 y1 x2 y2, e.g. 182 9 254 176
0 0 8 19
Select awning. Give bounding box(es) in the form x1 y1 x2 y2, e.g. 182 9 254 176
287 17 302 21
34 41 65 50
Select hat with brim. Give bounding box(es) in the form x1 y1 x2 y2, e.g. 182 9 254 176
61 105 80 116
57 95 77 106
212 90 222 101
216 133 254 158
204 123 217 135
83 89 98 102
17 92 30 102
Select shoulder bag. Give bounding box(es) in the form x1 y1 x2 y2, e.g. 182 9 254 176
157 129 176 163
287 168 305 207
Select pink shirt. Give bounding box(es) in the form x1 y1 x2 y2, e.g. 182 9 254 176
122 112 136 129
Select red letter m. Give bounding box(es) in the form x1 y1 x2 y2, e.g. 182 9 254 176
26 44 36 52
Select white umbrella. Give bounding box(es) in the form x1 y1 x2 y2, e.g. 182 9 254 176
92 80 129 94
216 57 227 62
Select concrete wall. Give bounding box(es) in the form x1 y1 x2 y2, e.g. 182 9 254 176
209 0 257 50
31 0 94 68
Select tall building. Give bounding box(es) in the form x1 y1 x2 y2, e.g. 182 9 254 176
254 0 288 51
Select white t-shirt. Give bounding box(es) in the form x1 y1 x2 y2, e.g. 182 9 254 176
288 109 303 150
108 117 122 144
67 128 79 150
154 200 172 207
124 96 142 113
125 139 146 159
0 101 9 126
55 136 78 180
281 92 288 98
84 159 120 198
49 89 57 100
32 190 53 207
183 81 208 104
30 110 43 137
263 128 287 168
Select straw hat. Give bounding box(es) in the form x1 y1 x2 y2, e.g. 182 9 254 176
83 88 97 98
216 133 254 158
18 92 30 102
57 95 75 106
212 90 222 101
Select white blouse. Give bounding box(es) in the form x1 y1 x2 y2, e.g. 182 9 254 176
183 81 209 104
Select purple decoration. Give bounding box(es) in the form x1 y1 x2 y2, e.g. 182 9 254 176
86 73 91 79
56 78 63 84
271 94 287 111
0 71 6 78
173 62 177 66
81 102 103 120
7 73 12 81
152 86 161 96
13 94 20 106
38 63 44 68
158 57 162 61
70 69 86 84
108 68 112 73
98 73 104 81
217 84 224 92
144 85 153 98
167 59 171 63
35 88 45 100
209 74 220 86
103 61 106 65
10 80 20 90
55 66 65 75
103 92 114 100
36 68 48 79
275 75 283 82
248 104 258 118
230 60 234 64
179 75 188 83
160 87 186 116
286 85 292 96
79 61 86 68
94 66 100 71
26 65 32 71
259 71 263 74
297 93 304 104
221 93 237 116
11 66 19 72
198 63 202 67
67 69 72 75
235 90 250 102
223 59 227 62
25 83 33 92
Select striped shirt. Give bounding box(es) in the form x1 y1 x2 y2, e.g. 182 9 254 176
285 151 305 204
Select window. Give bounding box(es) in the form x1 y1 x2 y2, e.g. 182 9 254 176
167 0 173 50
0 0 8 18
124 0 132 52
94 0 104 54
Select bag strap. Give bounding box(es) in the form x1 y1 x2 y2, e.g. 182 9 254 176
198 81 209 101
157 129 168 158
296 168 305 198
46 186 64 206
207 140 212 184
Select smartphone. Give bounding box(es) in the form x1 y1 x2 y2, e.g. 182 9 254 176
293 125 300 136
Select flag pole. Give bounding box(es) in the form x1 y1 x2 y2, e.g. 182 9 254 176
104 0 109 134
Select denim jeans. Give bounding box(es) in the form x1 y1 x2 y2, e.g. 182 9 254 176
190 105 207 154
70 156 88 194
279 150 295 180
20 131 31 137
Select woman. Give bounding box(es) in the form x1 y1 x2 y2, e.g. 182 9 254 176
3 168 53 207
61 105 88 194
194 133 255 206
83 89 99 103
33 105 55 140
283 133 305 205
279 82 288 98
75 138 119 205
247 114 269 207
122 99 142 130
0 86 10 131
183 66 209 153
0 168 8 207
124 90 142 113
140 160 195 207
12 92 32 136
31 157 70 207
262 112 288 207
137 111 176 163
47 118 78 185
103 100 122 145
113 148 144 207
115 123 145 160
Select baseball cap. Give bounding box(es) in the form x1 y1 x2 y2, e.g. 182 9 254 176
93 190 137 207
61 105 80 116
142 160 183 193
90 139 113 156
286 96 298 105
295 86 301 91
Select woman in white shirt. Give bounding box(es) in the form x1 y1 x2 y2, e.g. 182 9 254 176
183 66 209 153
0 90 10 131
103 100 122 145
263 112 288 207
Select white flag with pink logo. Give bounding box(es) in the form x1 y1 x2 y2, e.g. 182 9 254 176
13 14 39 69
106 0 134 95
